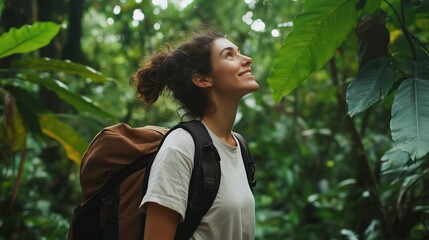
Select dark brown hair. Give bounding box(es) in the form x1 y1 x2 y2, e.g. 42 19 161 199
130 31 223 118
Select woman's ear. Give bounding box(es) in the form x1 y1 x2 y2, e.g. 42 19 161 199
192 73 213 88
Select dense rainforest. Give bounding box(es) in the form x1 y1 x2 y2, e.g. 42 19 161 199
1 0 428 239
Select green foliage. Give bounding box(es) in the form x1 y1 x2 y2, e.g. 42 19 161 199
1 0 429 239
346 56 396 116
268 0 360 101
362 0 382 14
0 22 114 161
267 0 429 238
391 67 429 160
4 84 44 137
39 113 88 164
0 21 115 239
13 58 111 83
0 22 61 58
0 154 73 240
20 72 112 118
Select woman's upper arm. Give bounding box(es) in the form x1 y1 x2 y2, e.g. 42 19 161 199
144 202 180 240
141 129 194 239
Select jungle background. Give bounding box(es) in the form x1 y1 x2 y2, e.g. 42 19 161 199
1 0 429 239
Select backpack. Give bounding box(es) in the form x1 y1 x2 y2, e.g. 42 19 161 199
68 120 256 240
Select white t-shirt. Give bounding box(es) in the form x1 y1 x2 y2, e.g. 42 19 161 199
140 123 255 240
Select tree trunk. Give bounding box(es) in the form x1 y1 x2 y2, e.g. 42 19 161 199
63 0 85 62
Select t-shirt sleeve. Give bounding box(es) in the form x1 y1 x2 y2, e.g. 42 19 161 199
139 128 195 223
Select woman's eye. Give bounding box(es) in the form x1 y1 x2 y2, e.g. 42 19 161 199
226 52 233 58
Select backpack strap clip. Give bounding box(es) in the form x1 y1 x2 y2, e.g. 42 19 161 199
100 191 113 206
202 142 220 189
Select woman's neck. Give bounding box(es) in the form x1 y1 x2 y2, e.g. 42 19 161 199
201 98 239 146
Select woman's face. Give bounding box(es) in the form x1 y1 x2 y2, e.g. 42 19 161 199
208 38 259 98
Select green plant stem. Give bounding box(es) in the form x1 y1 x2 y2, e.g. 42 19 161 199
383 0 429 55
383 0 416 60
11 142 27 206
329 57 390 239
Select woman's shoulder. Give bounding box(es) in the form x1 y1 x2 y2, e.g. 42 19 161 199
160 127 195 156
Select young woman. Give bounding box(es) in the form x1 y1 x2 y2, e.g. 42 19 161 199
131 31 259 240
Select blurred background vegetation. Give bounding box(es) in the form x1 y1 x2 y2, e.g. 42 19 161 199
1 0 429 239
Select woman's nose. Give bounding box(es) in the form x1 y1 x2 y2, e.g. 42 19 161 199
241 54 252 66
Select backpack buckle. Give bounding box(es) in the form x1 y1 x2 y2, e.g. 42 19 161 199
204 177 215 189
250 180 257 188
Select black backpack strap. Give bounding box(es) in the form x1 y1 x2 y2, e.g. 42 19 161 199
173 120 221 240
101 153 156 240
102 153 157 196
233 132 257 190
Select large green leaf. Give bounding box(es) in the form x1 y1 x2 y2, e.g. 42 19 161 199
23 73 114 118
391 62 429 160
0 22 61 59
346 56 395 116
39 113 88 164
13 58 111 83
268 0 360 102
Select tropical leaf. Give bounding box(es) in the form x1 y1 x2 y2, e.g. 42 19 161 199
380 146 409 173
5 109 27 153
39 113 88 164
346 56 395 116
1 88 27 152
362 0 382 14
23 73 114 119
4 84 44 137
398 168 429 204
268 0 360 102
391 62 429 160
389 158 425 185
13 58 111 83
0 22 61 59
